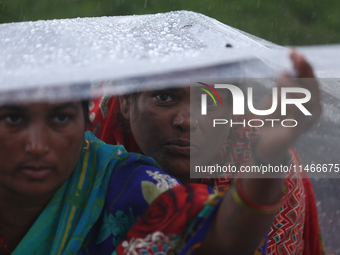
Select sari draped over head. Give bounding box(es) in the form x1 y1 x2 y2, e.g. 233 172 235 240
89 95 326 255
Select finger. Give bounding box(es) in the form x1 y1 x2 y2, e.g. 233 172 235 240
278 63 320 107
290 51 315 78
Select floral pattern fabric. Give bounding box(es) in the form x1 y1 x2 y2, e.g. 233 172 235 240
115 184 216 255
78 151 180 254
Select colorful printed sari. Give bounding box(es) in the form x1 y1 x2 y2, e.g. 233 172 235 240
90 94 325 255
12 132 180 254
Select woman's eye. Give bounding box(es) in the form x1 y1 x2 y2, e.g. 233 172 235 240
155 93 174 102
5 115 22 124
53 115 69 123
207 97 215 106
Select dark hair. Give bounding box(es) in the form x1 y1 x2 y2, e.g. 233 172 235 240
81 100 90 124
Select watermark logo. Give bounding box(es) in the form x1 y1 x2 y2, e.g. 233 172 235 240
197 82 222 115
198 83 312 128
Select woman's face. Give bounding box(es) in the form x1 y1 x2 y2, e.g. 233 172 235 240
120 87 232 181
0 102 85 197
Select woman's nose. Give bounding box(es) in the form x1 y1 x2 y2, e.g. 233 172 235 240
172 107 196 132
25 124 49 156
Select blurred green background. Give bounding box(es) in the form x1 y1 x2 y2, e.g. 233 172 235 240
0 0 339 45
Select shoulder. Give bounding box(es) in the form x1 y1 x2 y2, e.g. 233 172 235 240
85 131 162 170
108 159 180 205
84 130 181 205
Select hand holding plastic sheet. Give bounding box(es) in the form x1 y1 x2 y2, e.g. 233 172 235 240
255 52 322 167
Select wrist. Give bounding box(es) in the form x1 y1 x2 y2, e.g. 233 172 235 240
252 138 291 166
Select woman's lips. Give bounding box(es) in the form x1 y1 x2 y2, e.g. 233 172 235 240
164 140 198 156
20 166 52 180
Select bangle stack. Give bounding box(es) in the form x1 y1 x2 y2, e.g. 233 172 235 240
230 139 290 214
231 178 286 215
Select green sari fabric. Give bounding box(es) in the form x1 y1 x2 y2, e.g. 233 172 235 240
13 132 132 255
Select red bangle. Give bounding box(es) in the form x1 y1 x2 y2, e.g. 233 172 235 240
232 178 285 214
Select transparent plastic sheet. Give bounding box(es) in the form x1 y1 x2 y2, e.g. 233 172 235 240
0 10 290 102
0 10 340 253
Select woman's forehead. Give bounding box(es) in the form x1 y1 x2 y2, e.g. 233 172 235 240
138 85 230 93
0 102 82 111
140 87 190 93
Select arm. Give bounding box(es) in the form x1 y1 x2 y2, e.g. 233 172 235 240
196 52 322 255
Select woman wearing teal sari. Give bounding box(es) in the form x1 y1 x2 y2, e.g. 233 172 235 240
5 132 179 255
0 102 181 255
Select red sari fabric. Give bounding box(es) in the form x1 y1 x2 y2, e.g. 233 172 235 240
115 183 213 255
90 94 325 255
89 91 139 153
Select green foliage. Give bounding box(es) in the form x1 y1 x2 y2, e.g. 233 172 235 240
0 0 339 45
